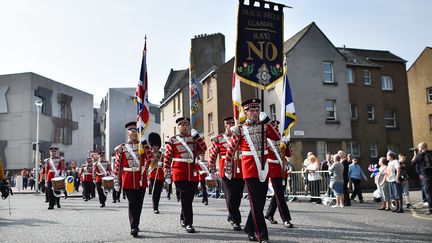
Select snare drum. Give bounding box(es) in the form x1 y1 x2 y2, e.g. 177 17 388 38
102 176 114 190
205 179 218 188
52 176 65 191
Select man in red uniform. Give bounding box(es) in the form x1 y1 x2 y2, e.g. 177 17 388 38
264 120 294 228
113 121 153 237
164 117 207 233
93 151 112 208
81 157 94 201
225 99 280 243
44 146 66 210
209 116 244 231
148 132 164 214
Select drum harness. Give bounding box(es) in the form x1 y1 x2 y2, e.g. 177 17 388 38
49 158 64 198
96 161 110 193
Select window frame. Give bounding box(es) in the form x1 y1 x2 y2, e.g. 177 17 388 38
347 68 354 83
363 70 371 85
325 99 337 121
322 61 334 83
207 78 214 101
381 75 393 91
427 87 432 103
370 142 378 158
350 103 358 120
367 105 375 121
269 104 276 121
384 110 397 128
208 112 214 134
348 141 361 157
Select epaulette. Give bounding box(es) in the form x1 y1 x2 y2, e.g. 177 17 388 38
168 136 177 144
114 144 124 153
230 125 241 137
210 135 218 143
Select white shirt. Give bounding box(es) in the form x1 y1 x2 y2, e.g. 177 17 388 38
307 162 322 181
386 160 400 182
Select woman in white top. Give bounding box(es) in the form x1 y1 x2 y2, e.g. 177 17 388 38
376 157 390 211
386 151 403 213
306 155 322 204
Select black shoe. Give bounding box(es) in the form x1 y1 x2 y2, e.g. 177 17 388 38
284 221 294 228
123 196 126 200
248 234 258 242
48 206 54 210
264 215 278 224
45 200 48 203
359 200 364 203
57 204 61 208
130 228 138 237
344 203 351 206
100 203 105 208
167 194 171 200
117 199 120 203
233 223 241 231
154 209 159 214
185 225 195 233
396 209 404 213
84 199 88 202
392 208 399 212
180 220 186 228
406 204 412 209
260 240 270 243
112 200 117 203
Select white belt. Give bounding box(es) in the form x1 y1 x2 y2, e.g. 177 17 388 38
242 150 268 156
48 170 56 172
267 159 279 164
172 158 194 163
96 172 104 176
123 167 140 172
221 155 227 159
84 173 92 175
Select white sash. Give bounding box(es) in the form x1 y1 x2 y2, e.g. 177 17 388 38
125 143 142 186
49 158 59 177
242 126 268 182
222 134 230 148
97 161 107 176
267 139 284 168
176 135 194 159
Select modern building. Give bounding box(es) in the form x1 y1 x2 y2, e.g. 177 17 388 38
408 47 432 146
0 72 93 171
100 88 160 159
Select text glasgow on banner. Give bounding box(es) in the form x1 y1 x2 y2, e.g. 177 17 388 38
235 0 284 90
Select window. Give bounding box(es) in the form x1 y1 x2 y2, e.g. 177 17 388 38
173 98 176 115
325 100 336 121
388 144 399 154
348 141 361 157
367 105 375 121
381 76 393 90
322 62 334 83
317 141 327 162
269 104 276 121
429 114 432 130
177 95 181 113
347 68 354 83
427 87 432 103
370 143 378 158
384 110 396 128
208 113 214 134
350 104 358 120
363 70 371 85
207 78 213 100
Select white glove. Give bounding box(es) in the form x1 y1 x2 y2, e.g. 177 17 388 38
114 185 120 192
164 174 172 184
157 161 164 167
191 129 199 139
259 112 270 124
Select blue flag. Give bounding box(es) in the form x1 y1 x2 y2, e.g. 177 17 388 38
281 73 296 141
189 50 203 130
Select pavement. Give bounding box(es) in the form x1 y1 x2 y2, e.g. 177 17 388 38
0 189 431 243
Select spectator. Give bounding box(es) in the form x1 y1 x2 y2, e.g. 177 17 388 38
376 157 390 211
321 153 334 198
329 154 344 208
286 159 297 200
349 158 368 203
398 153 411 208
21 168 29 189
306 155 322 204
386 151 403 213
411 142 432 215
338 150 351 206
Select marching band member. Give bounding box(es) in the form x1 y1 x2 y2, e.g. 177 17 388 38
209 116 244 231
44 146 66 210
163 117 207 233
81 158 94 201
113 121 153 237
93 151 112 208
225 99 280 243
148 132 164 214
264 120 294 228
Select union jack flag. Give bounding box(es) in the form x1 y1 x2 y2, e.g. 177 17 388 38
135 37 150 149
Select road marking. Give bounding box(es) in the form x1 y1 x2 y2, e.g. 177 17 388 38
410 209 432 221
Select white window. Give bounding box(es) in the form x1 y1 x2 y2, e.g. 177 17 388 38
370 143 378 158
317 141 328 162
350 104 358 120
325 100 336 121
427 87 432 103
367 105 375 121
381 76 393 90
388 144 399 155
208 113 214 134
348 141 361 157
207 78 213 100
269 104 276 121
177 95 181 113
429 114 432 130
363 70 371 85
384 110 396 128
347 68 354 83
323 62 334 83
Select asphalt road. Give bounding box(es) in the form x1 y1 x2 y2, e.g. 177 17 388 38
0 191 431 243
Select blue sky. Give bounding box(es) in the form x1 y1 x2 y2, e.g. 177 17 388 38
0 0 430 105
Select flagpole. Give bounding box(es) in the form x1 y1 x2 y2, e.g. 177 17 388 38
261 89 265 170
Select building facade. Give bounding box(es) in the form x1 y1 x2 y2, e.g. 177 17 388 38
0 72 93 170
408 47 432 146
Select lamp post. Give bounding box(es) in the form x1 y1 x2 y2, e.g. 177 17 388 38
35 99 43 195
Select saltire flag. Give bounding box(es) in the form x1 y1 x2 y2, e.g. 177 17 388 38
280 72 296 143
232 70 246 125
134 37 150 154
189 49 203 130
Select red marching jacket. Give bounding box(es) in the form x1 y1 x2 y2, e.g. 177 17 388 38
44 157 66 182
225 121 280 179
148 149 164 181
93 160 112 183
163 134 207 183
209 133 243 179
113 142 153 190
81 162 94 182
266 139 291 178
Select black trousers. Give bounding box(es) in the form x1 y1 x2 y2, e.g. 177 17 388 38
222 177 244 224
244 178 268 242
113 185 122 201
423 172 432 211
47 181 60 207
83 181 92 200
96 182 106 204
266 177 291 222
350 178 363 200
124 188 145 230
199 180 208 201
91 181 96 197
150 179 163 210
175 181 198 226
343 178 351 205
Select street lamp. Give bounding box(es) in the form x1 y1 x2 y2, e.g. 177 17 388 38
35 99 43 195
